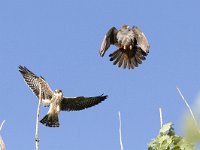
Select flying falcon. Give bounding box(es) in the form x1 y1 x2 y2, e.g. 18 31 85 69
19 66 107 127
100 25 150 69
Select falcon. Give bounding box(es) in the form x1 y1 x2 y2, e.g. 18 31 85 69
19 66 107 127
100 25 150 69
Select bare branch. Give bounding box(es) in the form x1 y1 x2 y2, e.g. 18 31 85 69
0 120 6 150
118 111 124 150
176 87 200 133
0 120 5 131
159 108 163 128
35 84 42 150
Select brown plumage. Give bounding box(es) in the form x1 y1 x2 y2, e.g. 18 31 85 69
100 25 150 69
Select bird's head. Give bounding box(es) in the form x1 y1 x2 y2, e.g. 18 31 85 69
55 89 62 94
55 89 63 97
121 24 130 30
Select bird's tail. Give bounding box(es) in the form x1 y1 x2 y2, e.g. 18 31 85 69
109 48 147 69
40 113 59 127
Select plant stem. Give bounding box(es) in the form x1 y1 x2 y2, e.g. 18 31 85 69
118 111 124 150
177 87 200 134
159 108 163 128
35 85 42 150
0 120 6 150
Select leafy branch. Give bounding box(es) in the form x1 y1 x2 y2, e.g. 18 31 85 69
148 87 200 150
148 122 195 150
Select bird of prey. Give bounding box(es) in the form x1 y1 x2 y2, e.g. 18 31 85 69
19 66 107 127
100 25 150 69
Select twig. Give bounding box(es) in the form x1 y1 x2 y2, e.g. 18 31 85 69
0 120 6 150
0 120 5 131
159 108 163 128
35 85 42 150
176 87 200 133
118 111 124 150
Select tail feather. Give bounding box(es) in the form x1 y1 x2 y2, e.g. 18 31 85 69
40 113 59 127
109 48 148 69
128 56 134 69
113 51 123 65
127 59 133 69
109 50 120 61
118 53 124 67
136 51 146 60
135 55 142 64
131 56 138 67
123 55 128 69
127 54 134 69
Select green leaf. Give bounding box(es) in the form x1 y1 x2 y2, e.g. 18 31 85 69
158 135 169 144
148 122 195 150
160 122 173 134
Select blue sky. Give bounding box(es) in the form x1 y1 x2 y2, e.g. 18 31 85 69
0 0 200 149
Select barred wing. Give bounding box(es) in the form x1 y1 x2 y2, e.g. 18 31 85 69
132 26 150 54
19 66 54 104
61 95 107 111
100 27 118 57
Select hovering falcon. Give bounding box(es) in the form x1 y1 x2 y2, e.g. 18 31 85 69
19 66 107 127
100 25 150 69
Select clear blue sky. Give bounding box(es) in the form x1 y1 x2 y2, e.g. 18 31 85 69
0 0 200 149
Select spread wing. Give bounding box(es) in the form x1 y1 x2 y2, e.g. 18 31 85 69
132 26 150 54
100 27 118 57
19 65 54 106
60 95 107 111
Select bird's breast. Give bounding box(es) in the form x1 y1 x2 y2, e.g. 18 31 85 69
49 95 62 113
117 31 135 48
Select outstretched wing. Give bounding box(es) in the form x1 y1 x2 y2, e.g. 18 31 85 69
132 26 150 54
61 95 107 111
100 27 118 57
19 65 54 106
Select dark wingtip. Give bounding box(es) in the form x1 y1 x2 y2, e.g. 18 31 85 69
18 65 23 69
18 65 26 74
100 94 108 100
18 65 35 76
18 65 28 71
18 65 24 71
100 54 104 57
99 50 105 57
109 57 114 61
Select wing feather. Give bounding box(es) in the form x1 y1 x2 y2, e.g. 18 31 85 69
60 95 107 111
100 27 118 57
19 65 54 104
132 26 150 54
